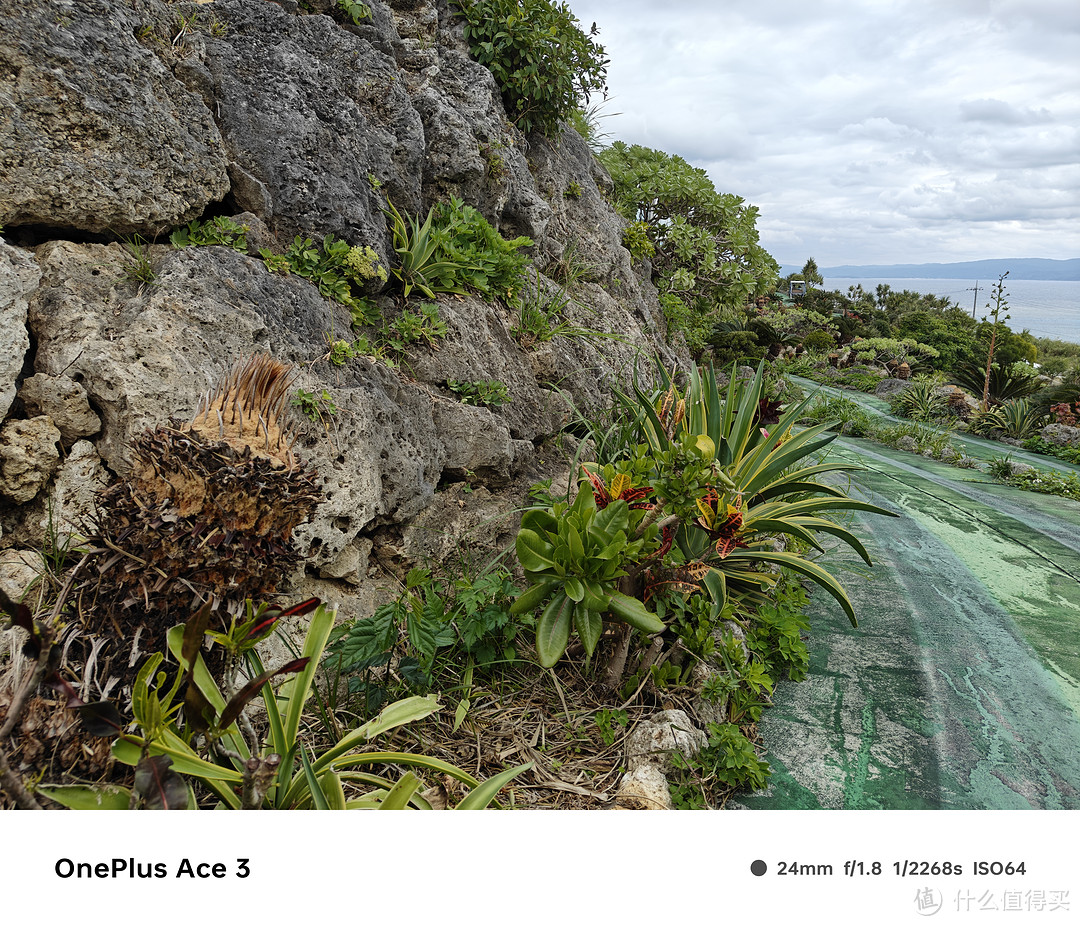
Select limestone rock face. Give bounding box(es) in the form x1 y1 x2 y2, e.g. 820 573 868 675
0 0 230 233
200 0 424 252
18 374 101 445
0 416 60 505
0 240 38 420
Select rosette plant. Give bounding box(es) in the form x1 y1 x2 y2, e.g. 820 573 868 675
510 485 665 668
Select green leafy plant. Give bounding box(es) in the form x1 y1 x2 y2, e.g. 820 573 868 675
670 722 771 807
621 221 655 262
1022 436 1080 465
379 301 448 353
593 708 628 747
510 486 665 668
427 196 532 300
452 0 608 136
329 568 456 710
337 0 372 25
260 235 380 323
292 387 338 423
329 565 531 727
448 378 511 407
995 398 1047 439
970 397 1045 440
745 575 811 682
798 394 874 437
951 360 1040 407
170 216 249 251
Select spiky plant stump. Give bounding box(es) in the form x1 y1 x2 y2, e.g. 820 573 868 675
84 354 322 673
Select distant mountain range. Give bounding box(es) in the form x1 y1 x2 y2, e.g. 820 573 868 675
794 258 1080 282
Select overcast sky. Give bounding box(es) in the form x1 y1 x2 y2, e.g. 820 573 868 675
566 0 1080 268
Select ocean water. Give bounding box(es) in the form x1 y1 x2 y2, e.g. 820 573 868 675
822 277 1080 344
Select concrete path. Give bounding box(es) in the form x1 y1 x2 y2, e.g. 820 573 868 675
737 432 1080 809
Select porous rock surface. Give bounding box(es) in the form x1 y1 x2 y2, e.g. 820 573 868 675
0 0 687 646
0 0 230 234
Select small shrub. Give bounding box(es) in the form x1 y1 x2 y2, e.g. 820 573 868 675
512 271 600 347
1003 468 1080 501
1050 402 1080 427
621 221 655 262
380 302 448 353
798 394 872 436
801 329 836 353
670 723 771 807
453 0 608 136
292 387 338 423
1022 436 1080 465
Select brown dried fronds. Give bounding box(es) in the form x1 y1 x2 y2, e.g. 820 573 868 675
84 354 321 661
187 353 299 468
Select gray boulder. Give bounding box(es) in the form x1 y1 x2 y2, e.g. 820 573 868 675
874 378 911 400
18 374 101 445
0 0 229 234
0 416 60 505
1039 423 1080 447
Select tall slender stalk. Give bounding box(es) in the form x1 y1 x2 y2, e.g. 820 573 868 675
981 272 1010 412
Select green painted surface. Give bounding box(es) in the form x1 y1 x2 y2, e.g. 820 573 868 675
738 431 1080 810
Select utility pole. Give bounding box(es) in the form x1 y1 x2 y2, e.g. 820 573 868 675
967 280 981 318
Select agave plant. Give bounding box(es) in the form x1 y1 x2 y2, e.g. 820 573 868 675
890 378 948 422
621 359 897 626
974 397 1047 440
384 198 468 299
951 361 1040 406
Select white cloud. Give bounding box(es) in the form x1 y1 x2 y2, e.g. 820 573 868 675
567 0 1080 265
